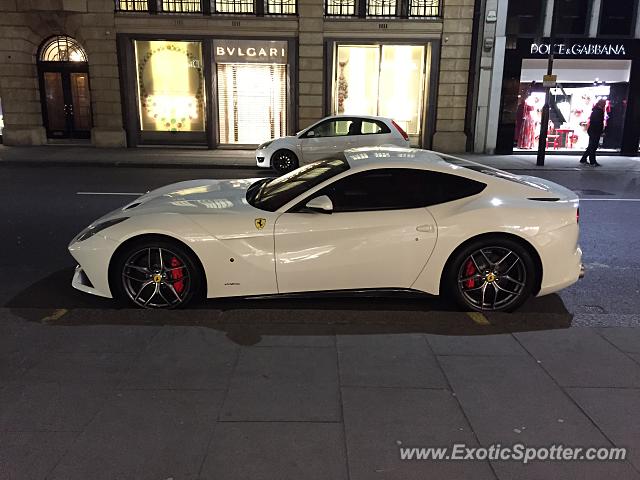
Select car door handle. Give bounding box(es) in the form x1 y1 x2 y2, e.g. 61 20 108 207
416 224 435 233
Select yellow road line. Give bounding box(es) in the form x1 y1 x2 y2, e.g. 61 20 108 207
42 308 68 323
467 312 490 325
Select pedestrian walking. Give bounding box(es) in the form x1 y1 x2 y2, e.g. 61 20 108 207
579 99 606 167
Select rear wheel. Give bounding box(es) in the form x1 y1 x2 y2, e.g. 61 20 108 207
112 239 202 309
271 149 299 174
444 237 536 312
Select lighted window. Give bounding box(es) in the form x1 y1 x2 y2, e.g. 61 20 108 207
134 40 206 132
325 0 356 16
367 0 396 16
115 0 149 11
39 36 88 62
267 0 297 14
334 44 427 137
161 0 202 12
409 0 439 17
215 0 254 13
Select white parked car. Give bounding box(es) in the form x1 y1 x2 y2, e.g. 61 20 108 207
255 115 410 173
69 147 583 312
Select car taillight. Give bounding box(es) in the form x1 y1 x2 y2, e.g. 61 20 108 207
576 207 580 223
392 120 409 141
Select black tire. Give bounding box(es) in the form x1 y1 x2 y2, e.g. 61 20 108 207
110 238 203 309
443 236 537 312
271 149 299 174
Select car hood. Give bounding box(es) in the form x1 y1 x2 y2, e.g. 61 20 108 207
120 178 266 216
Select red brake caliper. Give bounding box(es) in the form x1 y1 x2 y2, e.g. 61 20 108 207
464 259 476 288
170 256 184 294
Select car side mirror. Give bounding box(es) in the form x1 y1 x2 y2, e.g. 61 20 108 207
305 195 333 213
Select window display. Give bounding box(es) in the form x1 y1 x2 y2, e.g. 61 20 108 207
333 44 427 139
134 40 205 132
514 83 629 152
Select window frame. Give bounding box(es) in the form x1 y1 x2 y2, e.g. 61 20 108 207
299 117 362 138
323 0 440 18
554 0 594 37
597 0 639 38
115 0 298 15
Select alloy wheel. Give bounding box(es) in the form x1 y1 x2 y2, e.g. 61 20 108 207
121 247 191 308
457 246 527 311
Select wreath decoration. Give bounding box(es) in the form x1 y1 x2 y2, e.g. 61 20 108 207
137 43 204 132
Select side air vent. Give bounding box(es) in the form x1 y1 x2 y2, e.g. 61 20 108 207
123 202 142 210
528 197 561 202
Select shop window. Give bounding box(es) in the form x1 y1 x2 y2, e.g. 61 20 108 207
555 0 590 35
325 0 356 15
0 97 4 137
408 0 439 17
161 0 202 12
115 0 149 10
367 0 397 16
506 0 543 36
217 64 288 143
333 45 427 138
599 0 636 36
134 40 206 132
215 0 254 13
267 0 296 14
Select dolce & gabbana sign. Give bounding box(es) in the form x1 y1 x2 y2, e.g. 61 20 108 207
214 40 288 64
530 42 627 57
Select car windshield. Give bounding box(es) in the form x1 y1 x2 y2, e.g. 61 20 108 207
247 158 349 212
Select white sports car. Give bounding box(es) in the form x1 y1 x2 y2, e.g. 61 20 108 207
255 115 410 173
69 147 583 312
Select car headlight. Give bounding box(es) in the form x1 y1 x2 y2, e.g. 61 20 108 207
74 217 129 243
258 140 274 149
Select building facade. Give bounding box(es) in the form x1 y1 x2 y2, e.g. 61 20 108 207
471 0 640 155
0 0 475 152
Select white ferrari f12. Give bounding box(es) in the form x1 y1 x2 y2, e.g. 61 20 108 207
69 147 583 312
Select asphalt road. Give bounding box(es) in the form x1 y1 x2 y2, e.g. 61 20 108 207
1 163 638 326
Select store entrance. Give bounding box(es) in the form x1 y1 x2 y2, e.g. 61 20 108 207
216 63 288 145
37 36 92 140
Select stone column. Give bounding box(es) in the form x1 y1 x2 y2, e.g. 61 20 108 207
432 0 474 152
297 0 325 130
81 0 126 147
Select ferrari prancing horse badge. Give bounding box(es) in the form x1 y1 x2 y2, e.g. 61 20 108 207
255 218 267 230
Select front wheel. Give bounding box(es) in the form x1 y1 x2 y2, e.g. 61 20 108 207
444 238 536 312
111 239 202 309
271 149 299 174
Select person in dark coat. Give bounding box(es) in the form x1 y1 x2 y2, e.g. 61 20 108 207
580 99 606 167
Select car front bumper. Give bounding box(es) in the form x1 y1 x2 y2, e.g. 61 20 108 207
255 148 271 168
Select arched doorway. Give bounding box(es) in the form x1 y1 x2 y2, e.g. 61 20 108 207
37 36 92 140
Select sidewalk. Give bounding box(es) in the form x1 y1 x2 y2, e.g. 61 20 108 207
2 306 640 479
2 144 639 171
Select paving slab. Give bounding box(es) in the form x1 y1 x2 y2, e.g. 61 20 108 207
0 349 42 383
22 352 137 387
341 386 496 480
36 324 160 353
596 327 640 353
0 431 77 480
426 333 526 356
200 422 348 480
568 388 640 472
0 383 109 432
220 346 340 422
514 328 640 387
439 355 640 479
120 326 238 390
49 389 223 480
337 334 447 388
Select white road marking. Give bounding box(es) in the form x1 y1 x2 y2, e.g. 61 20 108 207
77 192 144 196
579 198 640 202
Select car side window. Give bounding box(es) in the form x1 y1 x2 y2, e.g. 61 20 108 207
314 168 486 212
361 120 391 135
307 119 361 138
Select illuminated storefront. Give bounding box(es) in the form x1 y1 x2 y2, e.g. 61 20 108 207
497 39 640 155
119 36 294 147
214 40 288 145
328 42 436 147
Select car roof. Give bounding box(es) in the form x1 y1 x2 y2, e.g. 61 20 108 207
319 114 393 123
343 146 456 173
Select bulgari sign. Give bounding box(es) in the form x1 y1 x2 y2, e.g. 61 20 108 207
214 40 288 64
530 42 627 56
